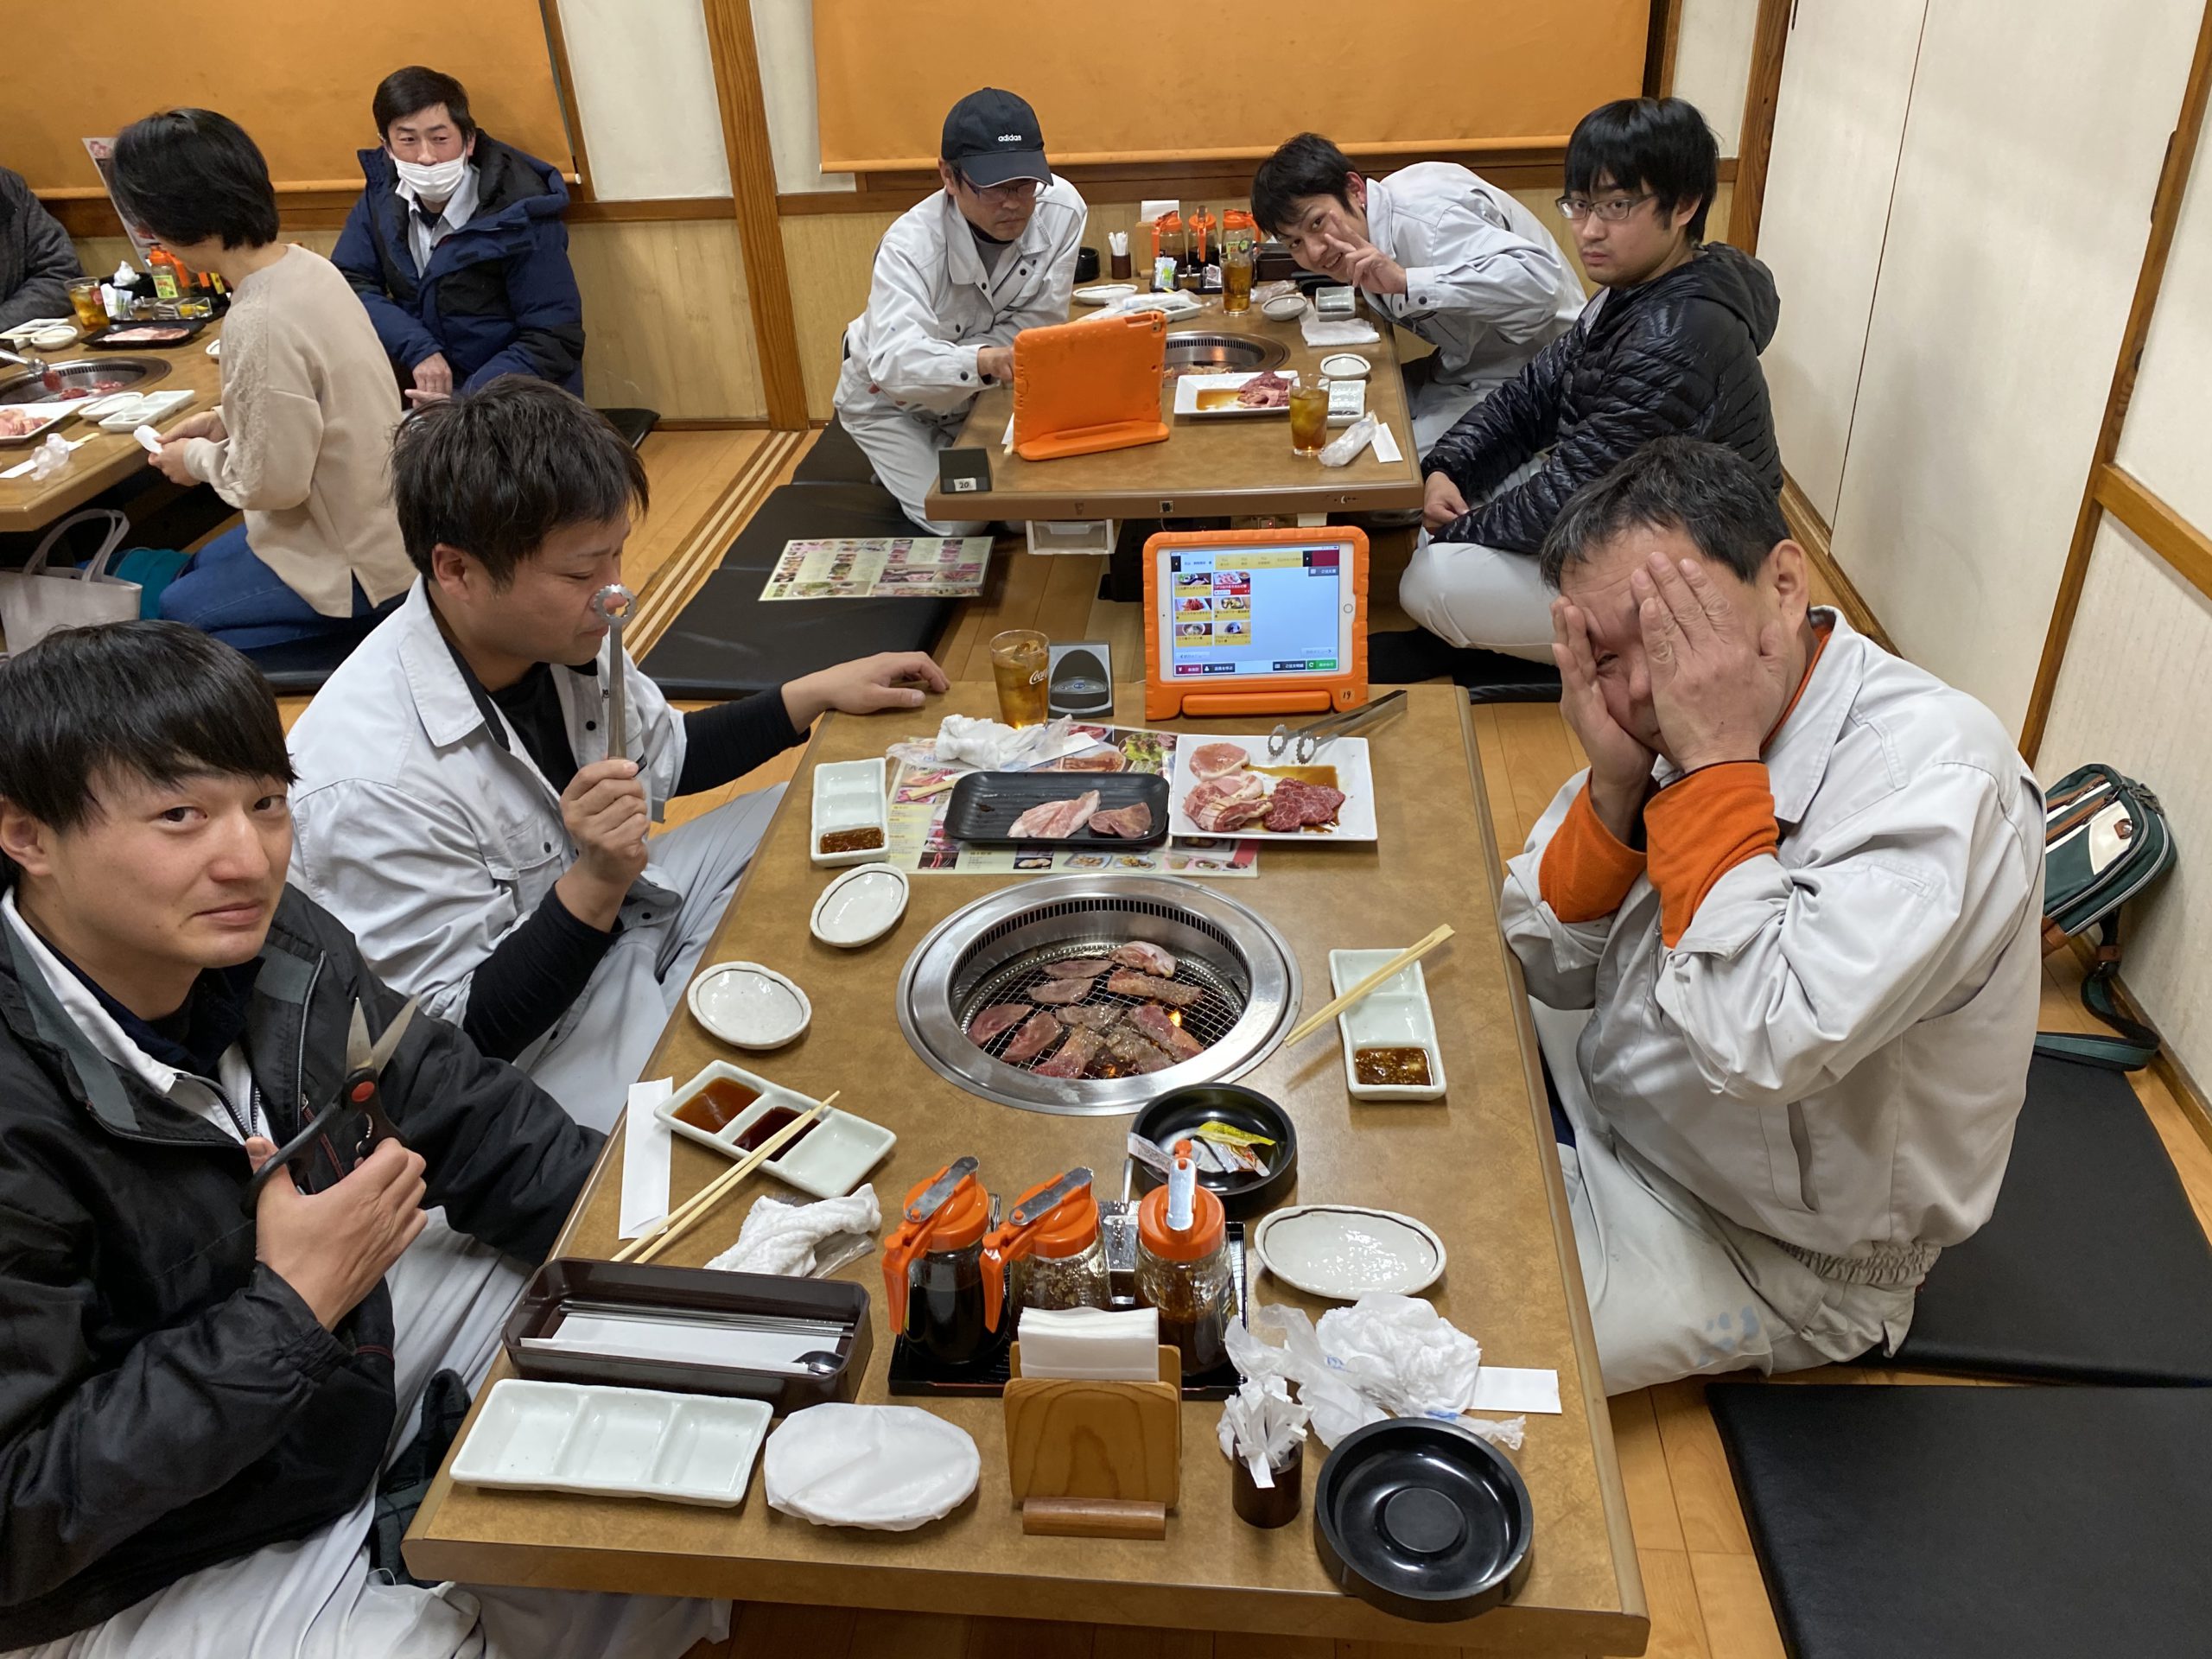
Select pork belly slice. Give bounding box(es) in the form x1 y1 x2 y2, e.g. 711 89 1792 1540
1111 942 1176 977
1007 789 1102 839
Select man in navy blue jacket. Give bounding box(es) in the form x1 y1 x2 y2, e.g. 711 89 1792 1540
333 67 585 403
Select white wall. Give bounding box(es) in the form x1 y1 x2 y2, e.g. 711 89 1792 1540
2113 124 2212 529
1670 0 1760 155
1823 0 2199 734
555 0 731 198
753 0 855 194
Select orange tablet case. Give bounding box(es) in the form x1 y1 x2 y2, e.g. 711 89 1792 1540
1012 314 1172 461
1142 526 1370 721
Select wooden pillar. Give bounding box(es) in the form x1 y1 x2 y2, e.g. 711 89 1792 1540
1727 0 1795 256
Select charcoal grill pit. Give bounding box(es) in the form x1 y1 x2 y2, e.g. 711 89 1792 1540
896 875 1300 1115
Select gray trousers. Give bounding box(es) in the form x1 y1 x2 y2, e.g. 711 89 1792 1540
832 377 988 538
1399 456 1556 663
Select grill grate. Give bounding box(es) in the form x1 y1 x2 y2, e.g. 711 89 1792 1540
959 938 1245 1080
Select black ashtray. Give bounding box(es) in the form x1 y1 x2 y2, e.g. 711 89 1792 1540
1314 1419 1534 1622
1133 1084 1297 1220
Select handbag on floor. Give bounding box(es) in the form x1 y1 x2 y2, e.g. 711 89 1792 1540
2034 763 2176 1070
0 508 138 655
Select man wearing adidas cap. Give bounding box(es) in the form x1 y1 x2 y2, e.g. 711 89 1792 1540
833 88 1086 533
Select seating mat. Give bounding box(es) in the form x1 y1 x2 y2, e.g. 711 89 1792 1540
243 618 383 694
1876 1054 2212 1384
1364 627 1562 702
1710 1382 2212 1659
790 418 881 487
640 482 953 702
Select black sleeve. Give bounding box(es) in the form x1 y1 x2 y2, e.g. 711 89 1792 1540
1420 325 1572 503
459 885 618 1063
678 686 804 796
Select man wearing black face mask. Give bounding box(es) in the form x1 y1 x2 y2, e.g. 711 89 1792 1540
333 66 586 405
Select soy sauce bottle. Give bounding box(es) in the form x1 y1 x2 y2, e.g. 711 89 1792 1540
883 1163 999 1370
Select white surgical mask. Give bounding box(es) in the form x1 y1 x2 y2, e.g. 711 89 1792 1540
392 155 468 201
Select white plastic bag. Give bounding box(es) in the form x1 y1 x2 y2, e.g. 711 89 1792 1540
763 1403 979 1529
0 508 137 655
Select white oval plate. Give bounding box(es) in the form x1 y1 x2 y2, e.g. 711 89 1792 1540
1073 283 1137 306
1250 1204 1446 1299
688 961 810 1049
1319 353 1371 380
810 861 910 949
1262 294 1307 321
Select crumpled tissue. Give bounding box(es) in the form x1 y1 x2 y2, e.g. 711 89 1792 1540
1225 1295 1525 1452
933 713 1073 770
706 1185 880 1278
1319 415 1379 468
1217 1376 1310 1488
28 434 74 480
1300 315 1382 347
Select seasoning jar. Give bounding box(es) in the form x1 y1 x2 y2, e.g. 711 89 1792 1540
881 1161 998 1369
1135 1141 1232 1377
981 1168 1110 1332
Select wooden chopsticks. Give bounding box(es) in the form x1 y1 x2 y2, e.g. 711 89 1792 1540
613 1090 841 1267
1284 926 1454 1046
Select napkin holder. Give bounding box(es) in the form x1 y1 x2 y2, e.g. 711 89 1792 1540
1002 1340 1181 1538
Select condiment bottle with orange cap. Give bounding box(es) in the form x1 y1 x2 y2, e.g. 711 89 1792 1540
881 1157 999 1368
1135 1140 1233 1377
980 1167 1110 1332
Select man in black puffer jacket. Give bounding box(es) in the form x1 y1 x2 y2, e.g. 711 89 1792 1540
1389 99 1782 672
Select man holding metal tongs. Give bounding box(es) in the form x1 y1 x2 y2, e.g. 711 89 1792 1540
286 382 947 1130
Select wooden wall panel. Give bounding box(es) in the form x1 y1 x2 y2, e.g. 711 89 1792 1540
2038 516 2212 1083
2113 127 2212 532
566 219 766 420
1758 0 1928 524
1826 0 2200 733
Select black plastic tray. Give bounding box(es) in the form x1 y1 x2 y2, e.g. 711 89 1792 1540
887 1213 1247 1400
84 320 210 350
944 770 1169 848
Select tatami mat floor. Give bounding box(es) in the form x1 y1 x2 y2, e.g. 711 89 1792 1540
273 427 2212 1658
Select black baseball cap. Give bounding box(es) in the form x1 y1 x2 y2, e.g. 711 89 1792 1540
941 88 1050 188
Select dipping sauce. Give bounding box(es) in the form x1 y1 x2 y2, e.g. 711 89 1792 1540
818 825 884 855
730 1103 820 1154
1354 1046 1433 1087
671 1077 760 1133
1254 764 1339 791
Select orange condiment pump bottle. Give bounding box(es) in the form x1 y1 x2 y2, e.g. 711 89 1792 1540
881 1157 989 1345
1221 207 1257 253
979 1166 1109 1331
1187 205 1217 266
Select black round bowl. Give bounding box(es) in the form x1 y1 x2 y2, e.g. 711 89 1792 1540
1313 1418 1535 1623
1131 1083 1297 1221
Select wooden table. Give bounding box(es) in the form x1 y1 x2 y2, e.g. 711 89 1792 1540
404 684 1646 1656
0 324 223 535
922 302 1426 524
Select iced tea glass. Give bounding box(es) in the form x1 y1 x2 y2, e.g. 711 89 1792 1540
989 628 1052 727
1288 381 1330 456
1221 245 1255 313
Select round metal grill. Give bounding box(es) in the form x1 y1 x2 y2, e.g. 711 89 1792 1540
897 876 1300 1116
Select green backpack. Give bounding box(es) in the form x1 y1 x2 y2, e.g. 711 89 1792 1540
2034 764 2177 1071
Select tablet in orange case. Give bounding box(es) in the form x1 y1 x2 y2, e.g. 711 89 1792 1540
1143 525 1370 721
1012 313 1172 461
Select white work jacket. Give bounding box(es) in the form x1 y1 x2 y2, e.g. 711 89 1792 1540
1501 613 2046 1269
835 178 1087 422
284 582 686 1032
1362 163 1584 397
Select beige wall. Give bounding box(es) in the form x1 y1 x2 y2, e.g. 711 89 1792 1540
556 0 731 199
1670 0 1762 151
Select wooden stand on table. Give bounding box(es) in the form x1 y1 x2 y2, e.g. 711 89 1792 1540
1002 1342 1181 1539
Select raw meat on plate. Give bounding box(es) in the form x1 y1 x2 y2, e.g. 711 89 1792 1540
1187 741 1252 781
1185 770 1271 834
1128 1002 1204 1061
1105 970 1205 1008
1111 942 1177 977
1001 1011 1065 1065
1086 803 1154 838
968 1004 1031 1046
1235 370 1293 409
1262 778 1347 832
1007 790 1102 839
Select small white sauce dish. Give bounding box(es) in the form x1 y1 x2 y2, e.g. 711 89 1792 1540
810 861 909 948
1318 353 1371 380
1261 294 1307 321
688 961 810 1049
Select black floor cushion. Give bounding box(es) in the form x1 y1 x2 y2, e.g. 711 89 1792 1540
1365 627 1563 702
790 418 883 488
1878 1054 2212 1384
244 618 383 694
1709 1382 2212 1659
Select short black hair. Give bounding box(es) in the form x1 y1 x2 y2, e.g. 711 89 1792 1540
1539 437 1788 588
1565 98 1719 241
1250 132 1357 238
0 622 292 883
373 67 476 143
390 378 648 586
111 110 281 251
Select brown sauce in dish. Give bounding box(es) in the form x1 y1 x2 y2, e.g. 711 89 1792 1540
671 1077 760 1132
730 1104 819 1154
819 825 885 854
1355 1046 1433 1087
1254 764 1339 791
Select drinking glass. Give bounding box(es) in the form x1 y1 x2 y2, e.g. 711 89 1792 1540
1288 382 1330 456
989 628 1052 727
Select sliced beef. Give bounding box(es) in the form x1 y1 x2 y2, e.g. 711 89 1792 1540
1128 1001 1205 1061
1043 957 1112 978
968 1004 1031 1047
1054 1005 1124 1032
1001 1011 1065 1065
1102 1025 1176 1074
1033 1027 1105 1078
1007 790 1103 840
1086 803 1154 838
1188 741 1253 780
1027 977 1098 1006
1262 778 1347 832
1112 942 1176 977
1105 970 1205 1008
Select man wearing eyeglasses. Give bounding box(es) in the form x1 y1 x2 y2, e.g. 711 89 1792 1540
1379 98 1782 679
833 88 1086 534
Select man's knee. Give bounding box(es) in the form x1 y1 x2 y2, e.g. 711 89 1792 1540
1398 543 1470 647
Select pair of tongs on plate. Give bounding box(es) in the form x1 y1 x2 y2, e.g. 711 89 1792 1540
1267 689 1406 764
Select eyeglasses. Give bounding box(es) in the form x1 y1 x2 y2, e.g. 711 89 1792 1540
960 174 1044 204
1556 193 1656 224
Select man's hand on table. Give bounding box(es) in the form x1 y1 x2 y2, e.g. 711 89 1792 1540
556 758 652 930
248 1135 428 1331
1323 232 1409 296
1422 471 1471 532
784 652 950 729
1634 551 1793 772
976 345 1014 385
1552 597 1655 842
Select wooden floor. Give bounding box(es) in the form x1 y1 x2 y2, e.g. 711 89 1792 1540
276 429 2212 1657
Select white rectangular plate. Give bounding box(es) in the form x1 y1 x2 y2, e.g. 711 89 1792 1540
96 388 194 432
451 1378 770 1507
810 756 888 867
1173 371 1300 419
1329 948 1447 1101
656 1060 896 1199
1166 734 1377 842
0 404 72 446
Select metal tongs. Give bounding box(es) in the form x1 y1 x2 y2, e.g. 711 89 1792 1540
244 997 419 1205
1267 688 1407 764
591 582 636 762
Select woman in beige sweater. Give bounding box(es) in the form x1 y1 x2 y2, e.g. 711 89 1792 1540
115 110 415 651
